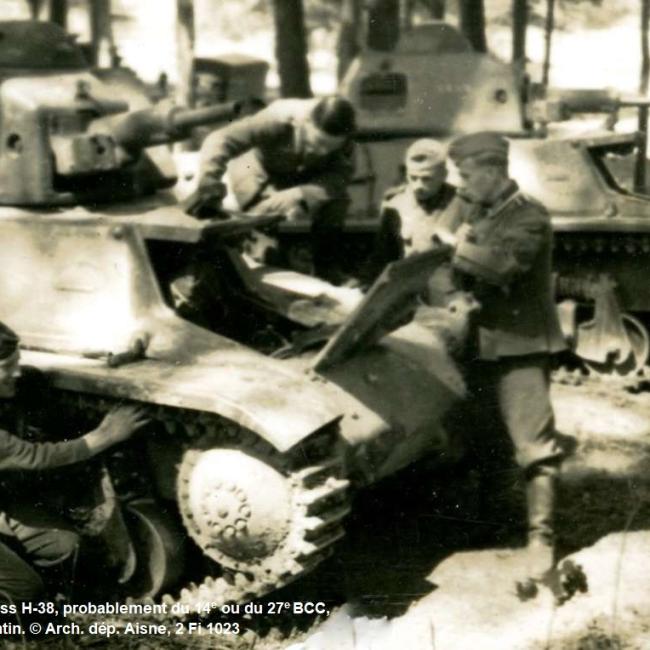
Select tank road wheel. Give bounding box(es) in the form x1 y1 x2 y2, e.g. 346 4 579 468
175 423 351 607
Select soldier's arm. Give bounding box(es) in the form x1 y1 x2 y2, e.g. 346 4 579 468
198 108 290 184
0 406 148 472
293 140 355 211
0 428 93 472
452 207 548 286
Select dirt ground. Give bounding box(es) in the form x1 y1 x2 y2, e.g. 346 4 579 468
279 377 650 650
6 376 650 650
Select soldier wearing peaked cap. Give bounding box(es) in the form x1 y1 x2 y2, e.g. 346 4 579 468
369 138 457 279
0 323 148 603
438 131 569 585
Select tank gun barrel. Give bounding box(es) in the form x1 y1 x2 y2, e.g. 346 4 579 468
113 101 244 152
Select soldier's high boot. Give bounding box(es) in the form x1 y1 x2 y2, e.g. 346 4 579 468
524 469 556 581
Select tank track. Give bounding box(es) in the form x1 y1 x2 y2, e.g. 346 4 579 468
54 391 351 623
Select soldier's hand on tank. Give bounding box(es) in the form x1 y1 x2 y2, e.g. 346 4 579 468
253 189 308 222
183 178 227 218
83 406 149 455
96 406 149 445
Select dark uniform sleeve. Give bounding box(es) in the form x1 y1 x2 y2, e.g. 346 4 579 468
358 191 404 285
296 139 355 210
0 429 92 472
453 202 549 286
198 106 291 184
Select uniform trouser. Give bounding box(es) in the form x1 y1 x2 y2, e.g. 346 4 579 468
0 510 79 602
447 354 566 545
246 186 348 282
462 354 564 474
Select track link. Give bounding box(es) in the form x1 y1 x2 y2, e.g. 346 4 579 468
54 391 351 623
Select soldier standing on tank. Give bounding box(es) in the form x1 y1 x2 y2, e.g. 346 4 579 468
184 95 356 280
436 131 569 583
0 323 148 603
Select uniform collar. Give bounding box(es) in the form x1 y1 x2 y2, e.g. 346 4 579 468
490 179 519 208
459 179 518 209
413 183 453 212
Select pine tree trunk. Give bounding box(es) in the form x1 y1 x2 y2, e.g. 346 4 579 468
337 0 361 81
270 0 312 98
429 0 445 19
542 0 555 87
512 0 527 64
366 0 400 51
49 0 67 28
89 0 115 67
458 0 487 53
175 0 195 108
641 0 650 94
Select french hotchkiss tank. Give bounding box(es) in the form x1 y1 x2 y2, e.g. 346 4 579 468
0 21 466 615
337 20 650 376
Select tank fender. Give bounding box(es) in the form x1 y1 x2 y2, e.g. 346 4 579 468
21 346 387 454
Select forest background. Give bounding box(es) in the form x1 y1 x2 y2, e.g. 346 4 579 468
3 0 648 100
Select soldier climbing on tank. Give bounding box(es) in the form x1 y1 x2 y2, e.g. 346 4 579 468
183 95 356 281
436 131 570 586
0 323 148 604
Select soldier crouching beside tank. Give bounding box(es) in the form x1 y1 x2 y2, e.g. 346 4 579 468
435 132 570 583
0 323 148 604
183 95 356 281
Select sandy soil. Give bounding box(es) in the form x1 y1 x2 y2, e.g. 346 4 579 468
281 379 650 650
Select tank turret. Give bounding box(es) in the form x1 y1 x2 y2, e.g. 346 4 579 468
0 20 244 206
337 20 650 375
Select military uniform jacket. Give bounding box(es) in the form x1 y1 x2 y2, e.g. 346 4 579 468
437 181 566 360
199 98 354 211
371 182 457 272
0 372 92 475
0 430 91 473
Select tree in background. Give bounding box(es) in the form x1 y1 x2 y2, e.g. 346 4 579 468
426 0 445 19
366 0 400 51
270 0 312 97
542 0 555 86
458 0 487 52
642 0 650 94
176 0 195 107
49 0 67 27
512 0 527 64
336 0 361 80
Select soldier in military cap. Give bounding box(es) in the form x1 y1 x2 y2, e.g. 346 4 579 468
369 138 456 278
440 131 568 583
0 323 148 602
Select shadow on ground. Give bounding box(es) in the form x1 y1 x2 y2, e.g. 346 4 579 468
277 444 650 625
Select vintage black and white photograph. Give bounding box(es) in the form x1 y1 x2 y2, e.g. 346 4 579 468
0 0 649 648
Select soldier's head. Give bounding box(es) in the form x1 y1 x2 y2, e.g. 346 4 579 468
303 96 356 156
404 139 447 203
449 132 510 204
0 322 20 398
